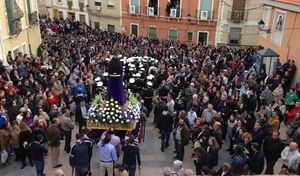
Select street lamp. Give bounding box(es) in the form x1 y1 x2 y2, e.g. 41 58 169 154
258 19 270 33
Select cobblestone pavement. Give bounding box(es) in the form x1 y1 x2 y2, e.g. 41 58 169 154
0 115 286 176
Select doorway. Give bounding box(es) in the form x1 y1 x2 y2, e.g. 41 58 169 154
198 32 208 45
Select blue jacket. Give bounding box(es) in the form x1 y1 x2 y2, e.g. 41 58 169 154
249 149 264 174
71 141 90 168
231 154 246 175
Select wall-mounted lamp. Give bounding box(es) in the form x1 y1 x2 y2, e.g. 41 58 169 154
258 19 270 33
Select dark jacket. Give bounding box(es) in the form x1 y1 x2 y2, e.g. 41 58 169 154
263 137 284 161
208 147 219 169
249 149 264 174
174 124 190 146
122 144 141 166
251 128 264 145
71 141 90 168
231 154 246 175
75 104 90 125
158 111 173 132
46 124 60 147
19 130 33 151
31 141 48 161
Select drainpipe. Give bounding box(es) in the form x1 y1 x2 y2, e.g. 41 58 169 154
287 13 298 61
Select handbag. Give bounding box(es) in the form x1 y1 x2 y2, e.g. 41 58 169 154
1 149 8 164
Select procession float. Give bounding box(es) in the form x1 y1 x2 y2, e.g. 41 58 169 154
85 56 157 134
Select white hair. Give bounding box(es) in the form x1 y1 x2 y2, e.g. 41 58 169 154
173 160 183 170
192 94 198 99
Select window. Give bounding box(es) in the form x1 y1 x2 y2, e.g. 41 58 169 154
148 27 157 38
167 0 180 17
168 29 178 41
186 32 193 42
261 7 271 37
95 1 101 6
198 32 208 45
131 24 138 36
130 0 140 14
199 0 212 20
13 47 19 58
94 22 100 29
108 0 114 7
271 11 285 46
79 14 86 23
22 43 27 54
148 0 158 16
229 28 241 45
79 3 84 12
67 1 72 10
58 11 64 19
107 24 115 32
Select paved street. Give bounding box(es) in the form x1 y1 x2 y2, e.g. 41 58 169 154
0 115 286 176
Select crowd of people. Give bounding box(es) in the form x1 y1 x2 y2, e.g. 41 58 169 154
0 17 300 176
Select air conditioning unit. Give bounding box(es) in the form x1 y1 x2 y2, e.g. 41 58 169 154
130 5 136 14
96 6 101 11
170 8 177 18
148 7 154 16
200 11 208 20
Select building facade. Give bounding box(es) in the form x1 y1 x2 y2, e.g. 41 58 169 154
0 0 41 64
121 0 219 44
258 0 300 77
37 0 48 16
46 0 89 24
216 0 263 46
88 0 122 32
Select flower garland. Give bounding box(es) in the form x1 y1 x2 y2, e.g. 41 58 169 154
86 93 140 125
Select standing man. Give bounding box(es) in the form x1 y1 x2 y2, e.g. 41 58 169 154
122 135 141 176
159 106 173 152
281 142 300 170
97 134 117 176
173 118 190 161
75 99 89 133
70 133 90 176
31 134 48 176
263 131 285 174
61 108 74 153
46 118 62 168
101 127 121 157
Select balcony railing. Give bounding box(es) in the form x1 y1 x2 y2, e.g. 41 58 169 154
167 8 181 18
145 6 159 16
10 20 22 36
196 10 215 20
29 11 39 26
228 10 248 23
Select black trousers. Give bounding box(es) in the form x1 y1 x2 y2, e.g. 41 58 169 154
264 159 277 174
64 130 72 153
20 149 32 164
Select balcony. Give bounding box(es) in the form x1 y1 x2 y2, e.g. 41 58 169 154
196 10 215 20
29 11 39 26
167 8 181 18
145 6 159 16
67 1 72 10
10 20 22 36
228 10 248 23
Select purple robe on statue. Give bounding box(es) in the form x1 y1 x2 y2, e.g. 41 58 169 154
107 70 126 106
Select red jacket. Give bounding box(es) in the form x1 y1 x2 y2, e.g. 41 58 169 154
285 107 300 125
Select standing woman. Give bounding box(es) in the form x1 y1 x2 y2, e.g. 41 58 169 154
19 122 33 169
122 135 141 176
207 137 220 169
